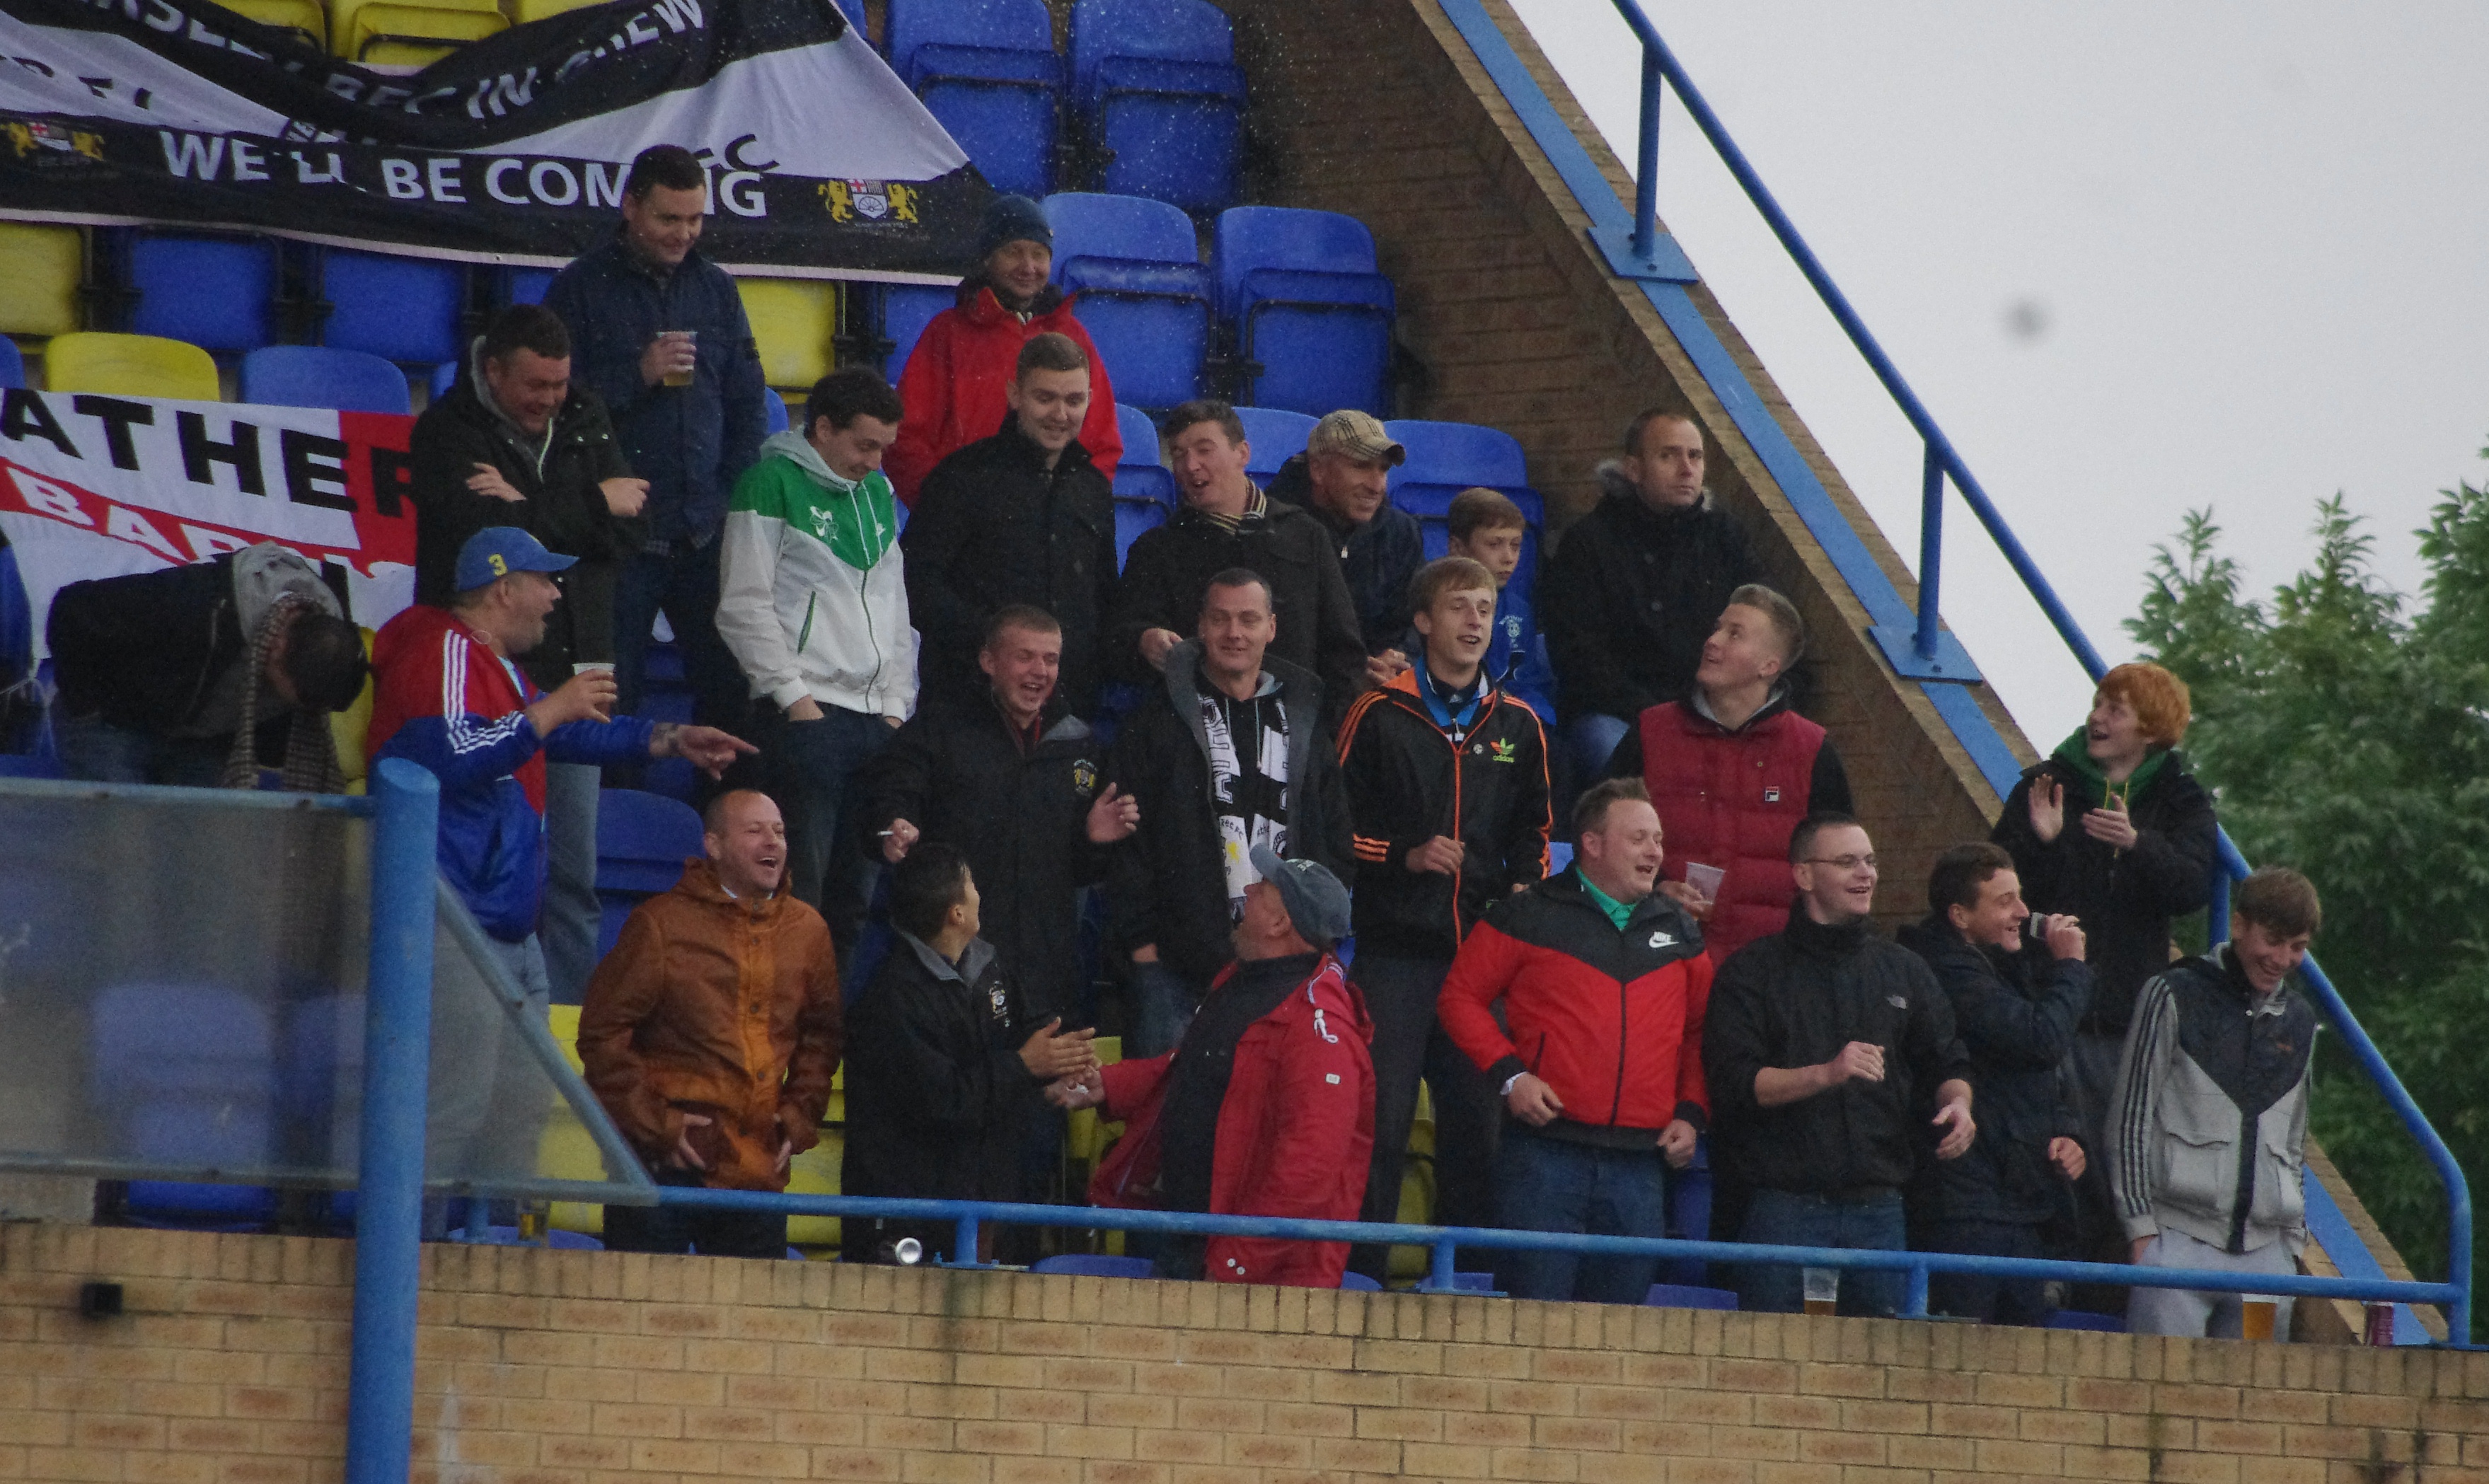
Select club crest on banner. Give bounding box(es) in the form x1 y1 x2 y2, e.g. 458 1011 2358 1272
819 179 919 225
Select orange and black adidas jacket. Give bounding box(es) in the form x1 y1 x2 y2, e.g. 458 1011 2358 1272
1336 670 1551 959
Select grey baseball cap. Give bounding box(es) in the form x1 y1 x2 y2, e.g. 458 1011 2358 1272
1247 845 1353 948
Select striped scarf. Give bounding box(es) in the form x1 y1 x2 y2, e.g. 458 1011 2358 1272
221 593 349 794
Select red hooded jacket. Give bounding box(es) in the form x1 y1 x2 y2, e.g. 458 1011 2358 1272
886 283 1124 504
1089 954 1375 1287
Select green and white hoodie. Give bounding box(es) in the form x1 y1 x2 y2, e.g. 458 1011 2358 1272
717 429 918 719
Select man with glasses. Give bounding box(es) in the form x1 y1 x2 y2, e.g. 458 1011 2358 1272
1702 813 1977 1316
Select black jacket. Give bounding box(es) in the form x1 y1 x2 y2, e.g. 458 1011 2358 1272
1266 454 1426 658
47 556 246 732
1104 641 1352 988
859 692 1109 1026
1109 492 1368 729
1336 669 1552 958
1542 469 1762 723
840 932 1041 1221
1991 746 2217 1033
409 354 638 692
1896 916 2089 1227
1704 912 1976 1197
901 417 1119 717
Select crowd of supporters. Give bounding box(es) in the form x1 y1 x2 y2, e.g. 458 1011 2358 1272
42 147 2323 1340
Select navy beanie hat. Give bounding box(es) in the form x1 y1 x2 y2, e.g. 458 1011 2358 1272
977 194 1052 259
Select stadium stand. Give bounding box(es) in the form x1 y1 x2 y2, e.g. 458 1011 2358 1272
331 0 505 63
872 282 954 381
90 982 279 1231
0 338 21 389
591 788 705 970
0 224 82 339
1232 404 1315 481
501 265 556 307
1214 206 1397 417
1043 192 1212 410
124 231 284 355
1385 417 1547 600
1109 400 1173 565
1068 0 1245 213
318 249 468 369
42 331 219 400
884 0 1065 199
238 345 412 415
739 278 843 393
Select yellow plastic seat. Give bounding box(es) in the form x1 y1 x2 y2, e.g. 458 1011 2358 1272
216 0 325 47
44 332 219 400
327 628 376 795
739 278 842 390
507 0 607 23
340 0 504 62
0 224 83 338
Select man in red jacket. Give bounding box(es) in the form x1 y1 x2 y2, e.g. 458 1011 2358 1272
1058 847 1373 1287
1438 777 1711 1303
1605 583 1850 962
885 195 1124 504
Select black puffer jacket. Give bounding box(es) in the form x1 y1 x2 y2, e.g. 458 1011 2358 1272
859 692 1110 1026
841 932 1042 1222
1108 492 1368 729
1704 912 1976 1197
409 349 638 692
1103 642 1352 989
1896 916 2089 1226
901 416 1119 717
1990 740 2217 1033
47 556 249 731
1541 467 1762 724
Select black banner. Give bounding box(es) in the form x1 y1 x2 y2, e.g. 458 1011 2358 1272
0 0 990 279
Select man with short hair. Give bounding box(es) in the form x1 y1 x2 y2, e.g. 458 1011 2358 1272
1897 842 2091 1325
1607 583 1852 962
1266 410 1425 684
863 604 1142 1029
410 300 650 1001
1543 407 1762 780
1702 813 1977 1318
1105 567 1351 1056
887 195 1124 504
901 332 1119 717
2108 866 2322 1339
1061 848 1375 1288
1336 556 1551 1278
577 789 844 1259
842 842 1101 1265
1437 778 1710 1304
543 143 770 733
49 543 366 789
1110 399 1368 726
715 366 915 941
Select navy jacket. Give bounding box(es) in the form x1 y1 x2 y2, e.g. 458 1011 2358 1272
542 235 769 549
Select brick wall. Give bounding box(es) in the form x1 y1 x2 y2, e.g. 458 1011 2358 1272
6 1225 2487 1484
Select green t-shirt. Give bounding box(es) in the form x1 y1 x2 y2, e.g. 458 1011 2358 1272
1574 867 1634 930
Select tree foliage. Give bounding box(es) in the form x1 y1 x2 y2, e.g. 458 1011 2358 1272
2125 456 2489 1336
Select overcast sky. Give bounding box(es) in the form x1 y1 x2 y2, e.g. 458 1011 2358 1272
1506 0 2489 747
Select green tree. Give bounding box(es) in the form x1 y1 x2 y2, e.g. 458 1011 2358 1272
2126 457 2489 1338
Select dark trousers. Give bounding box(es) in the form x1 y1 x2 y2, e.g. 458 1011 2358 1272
54 714 226 787
1495 1122 1670 1304
1736 1187 1907 1317
1917 1217 2050 1326
601 1170 787 1259
613 538 748 733
738 700 892 953
1349 955 1501 1280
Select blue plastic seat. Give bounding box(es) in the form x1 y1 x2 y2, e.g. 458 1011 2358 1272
878 282 958 379
1337 1270 1382 1292
1232 405 1315 481
1646 1284 1739 1311
595 788 704 957
0 337 23 389
2044 1309 2127 1332
123 231 283 354
503 265 556 306
1069 0 1244 211
887 0 1063 197
1111 401 1174 504
1385 419 1544 601
765 390 791 435
1044 192 1211 408
91 983 280 1231
320 249 468 366
1214 208 1395 417
239 345 412 414
1114 496 1167 570
428 361 458 401
1029 1253 1157 1278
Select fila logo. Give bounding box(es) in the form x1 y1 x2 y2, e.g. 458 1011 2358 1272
1650 931 1675 949
1763 786 1781 803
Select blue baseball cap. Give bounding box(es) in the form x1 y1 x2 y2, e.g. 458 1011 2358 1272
455 526 577 593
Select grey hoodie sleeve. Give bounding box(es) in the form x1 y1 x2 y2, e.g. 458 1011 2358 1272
2105 975 2181 1241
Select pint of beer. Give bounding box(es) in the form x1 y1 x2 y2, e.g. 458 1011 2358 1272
661 329 697 387
2241 1297 2277 1341
1803 1266 1839 1317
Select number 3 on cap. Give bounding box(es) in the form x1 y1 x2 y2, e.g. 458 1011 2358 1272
489 553 508 576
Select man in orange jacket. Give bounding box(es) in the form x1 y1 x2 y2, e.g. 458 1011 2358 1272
579 789 844 1258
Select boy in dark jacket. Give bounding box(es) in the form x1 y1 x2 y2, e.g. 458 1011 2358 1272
1104 570 1351 1056
1897 843 2091 1324
1704 813 1977 1317
901 333 1119 717
841 844 1099 1265
1336 556 1551 1277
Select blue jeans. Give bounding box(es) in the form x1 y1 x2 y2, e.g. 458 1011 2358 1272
1496 1123 1670 1304
1126 956 1203 1060
613 538 747 734
538 762 602 1004
1736 1187 1908 1317
761 702 892 951
55 713 226 787
1566 712 1632 785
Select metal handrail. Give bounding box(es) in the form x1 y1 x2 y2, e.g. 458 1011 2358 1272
1589 0 2470 1341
